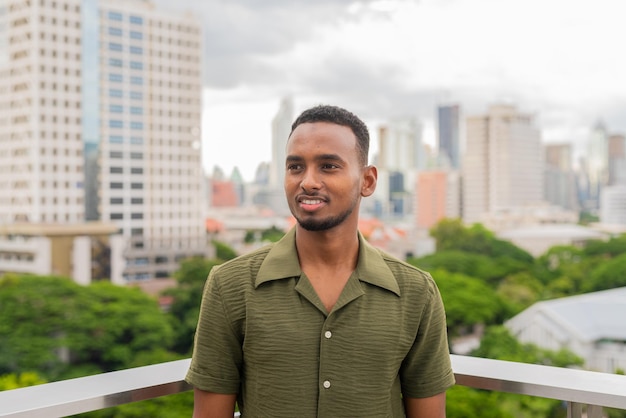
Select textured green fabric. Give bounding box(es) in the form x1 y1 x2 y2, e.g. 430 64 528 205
186 228 455 417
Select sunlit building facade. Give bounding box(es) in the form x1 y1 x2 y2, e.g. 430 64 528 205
462 104 543 224
0 0 207 282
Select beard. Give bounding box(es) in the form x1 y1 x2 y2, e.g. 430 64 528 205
293 193 359 232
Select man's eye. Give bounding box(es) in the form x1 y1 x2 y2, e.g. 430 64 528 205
322 164 338 170
287 164 303 171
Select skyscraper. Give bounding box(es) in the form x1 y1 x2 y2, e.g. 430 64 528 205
462 104 543 224
0 0 206 281
269 96 293 189
544 143 578 211
437 104 461 169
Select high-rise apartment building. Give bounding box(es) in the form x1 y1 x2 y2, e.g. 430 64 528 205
374 118 425 220
377 118 425 173
0 0 207 282
462 104 543 224
269 96 293 189
415 170 460 229
582 121 610 211
437 104 461 169
608 134 625 186
544 143 578 211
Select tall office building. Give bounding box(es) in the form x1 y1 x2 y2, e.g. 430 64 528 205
462 104 543 224
608 134 625 186
269 96 293 188
376 118 425 220
0 0 206 281
583 121 609 211
544 143 578 211
437 104 461 169
377 118 425 172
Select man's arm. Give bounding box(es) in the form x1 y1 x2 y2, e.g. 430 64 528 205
192 388 237 418
404 392 447 418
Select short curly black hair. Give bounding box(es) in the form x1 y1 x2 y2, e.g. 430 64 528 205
289 105 370 166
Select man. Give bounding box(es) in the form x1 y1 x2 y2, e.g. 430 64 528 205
186 105 455 417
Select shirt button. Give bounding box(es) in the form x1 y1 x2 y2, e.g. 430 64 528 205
324 331 332 339
323 380 331 389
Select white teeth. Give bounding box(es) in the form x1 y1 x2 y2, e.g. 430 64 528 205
302 199 322 204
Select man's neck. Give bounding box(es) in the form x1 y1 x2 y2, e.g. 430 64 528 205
294 225 360 268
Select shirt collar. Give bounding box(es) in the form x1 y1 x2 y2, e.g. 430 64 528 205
256 227 401 296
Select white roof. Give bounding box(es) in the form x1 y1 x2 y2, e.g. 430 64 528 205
507 287 626 343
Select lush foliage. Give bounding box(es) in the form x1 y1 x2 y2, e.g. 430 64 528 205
165 257 222 354
0 274 174 381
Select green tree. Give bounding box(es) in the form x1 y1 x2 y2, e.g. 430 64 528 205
0 275 174 381
583 234 626 258
212 240 237 261
0 371 46 390
425 269 506 336
583 253 626 292
411 250 528 285
165 257 222 354
429 219 533 263
472 326 583 368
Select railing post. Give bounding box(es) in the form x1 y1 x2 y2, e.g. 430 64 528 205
586 404 604 418
567 402 583 418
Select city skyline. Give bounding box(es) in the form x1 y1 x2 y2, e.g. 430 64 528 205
148 0 626 182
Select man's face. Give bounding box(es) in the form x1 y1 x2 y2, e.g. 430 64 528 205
284 122 374 232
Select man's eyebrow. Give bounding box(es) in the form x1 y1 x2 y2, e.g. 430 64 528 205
285 154 344 163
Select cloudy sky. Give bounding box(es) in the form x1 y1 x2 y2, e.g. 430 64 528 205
156 0 626 181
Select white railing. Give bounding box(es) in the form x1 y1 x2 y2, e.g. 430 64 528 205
1 355 625 418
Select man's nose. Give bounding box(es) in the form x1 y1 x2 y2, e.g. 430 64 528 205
300 168 321 191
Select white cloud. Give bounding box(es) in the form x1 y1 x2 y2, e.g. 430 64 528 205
198 0 626 180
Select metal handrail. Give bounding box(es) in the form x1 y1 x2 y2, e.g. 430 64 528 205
1 355 625 417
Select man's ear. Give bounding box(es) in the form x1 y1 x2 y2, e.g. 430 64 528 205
361 165 377 197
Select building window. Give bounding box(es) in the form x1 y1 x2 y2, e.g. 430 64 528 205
130 61 143 70
109 89 123 97
108 27 122 36
131 197 143 204
109 135 123 143
130 152 143 159
110 166 123 174
130 76 143 85
109 151 123 158
109 120 123 128
109 58 123 67
129 46 143 55
131 213 143 219
108 73 122 82
131 183 143 189
110 197 123 204
110 213 123 220
108 11 123 21
129 30 142 39
130 106 142 115
109 104 123 113
108 42 122 52
129 15 143 25
130 91 142 100
110 182 123 189
130 122 143 130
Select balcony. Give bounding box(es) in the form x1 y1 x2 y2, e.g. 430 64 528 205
1 355 625 417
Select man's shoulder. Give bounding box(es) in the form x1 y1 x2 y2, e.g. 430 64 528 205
211 243 275 284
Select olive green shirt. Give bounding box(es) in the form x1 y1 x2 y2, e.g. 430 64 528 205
186 228 455 417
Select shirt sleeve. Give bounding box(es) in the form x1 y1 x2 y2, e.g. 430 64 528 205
185 266 243 394
400 275 456 398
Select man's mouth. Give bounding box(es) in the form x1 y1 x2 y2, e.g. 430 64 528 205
298 197 326 211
